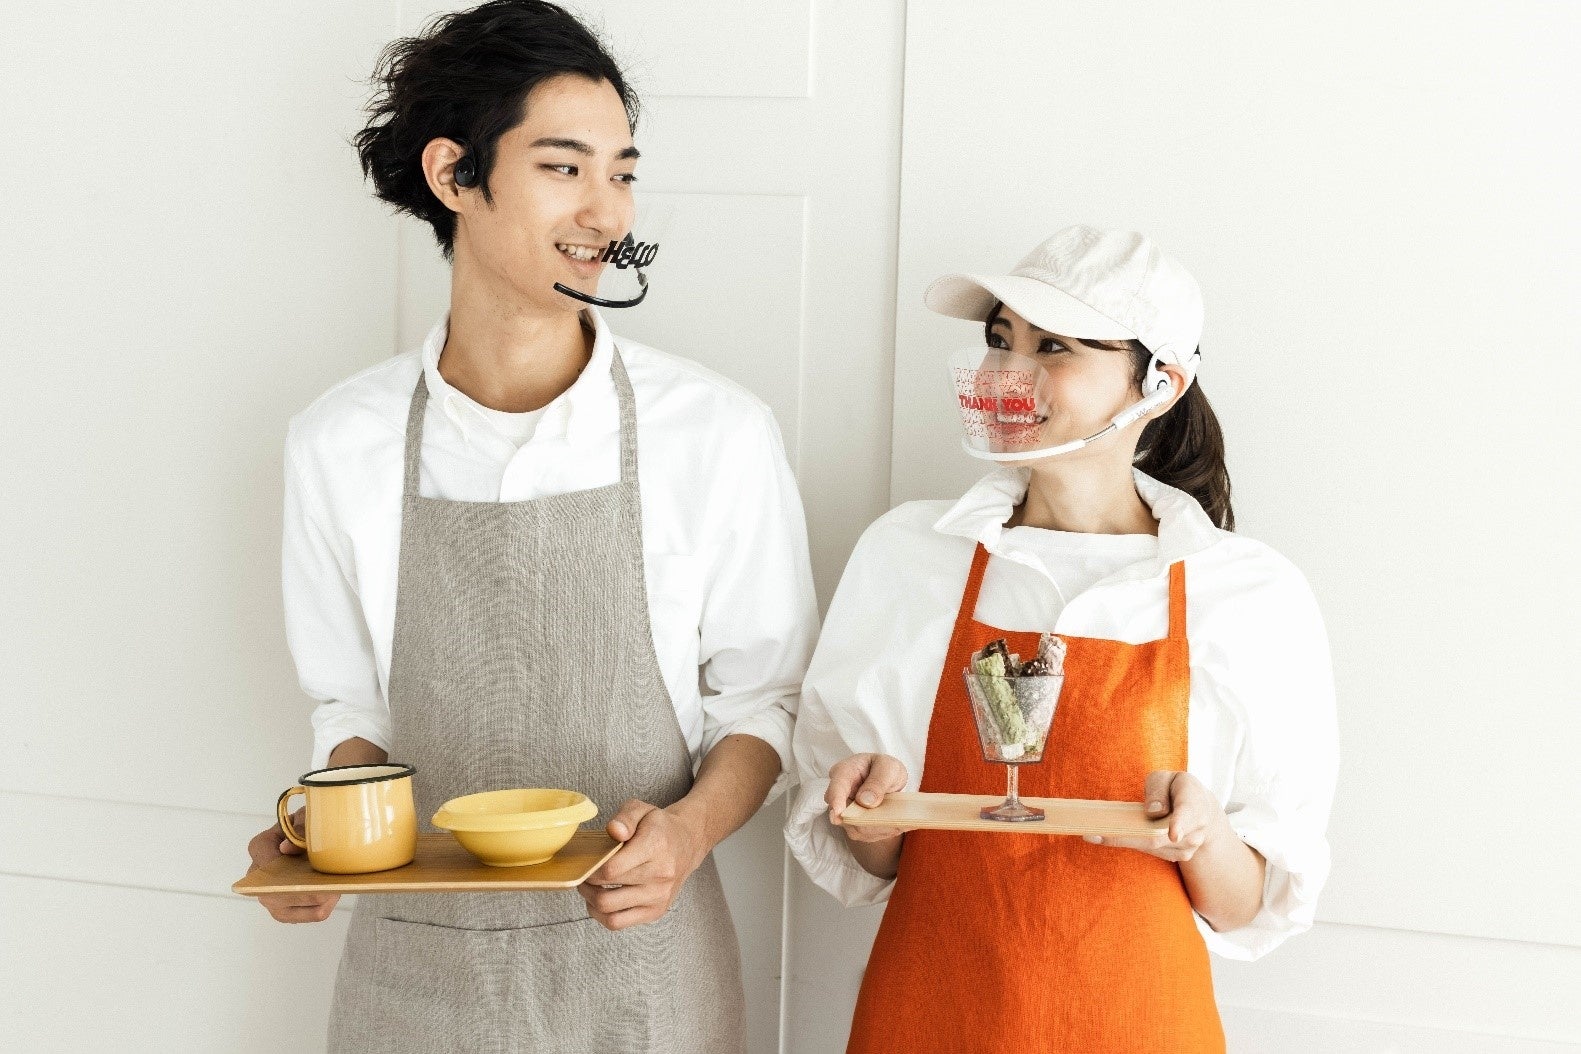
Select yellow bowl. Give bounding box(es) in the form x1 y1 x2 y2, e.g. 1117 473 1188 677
431 789 599 867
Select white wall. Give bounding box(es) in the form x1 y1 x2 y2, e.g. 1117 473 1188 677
2 1 393 1049
4 2 1576 1052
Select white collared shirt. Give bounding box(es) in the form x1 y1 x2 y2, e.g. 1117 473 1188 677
785 468 1339 960
283 311 819 783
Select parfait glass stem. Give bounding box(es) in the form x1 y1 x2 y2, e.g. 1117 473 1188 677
1004 763 1021 810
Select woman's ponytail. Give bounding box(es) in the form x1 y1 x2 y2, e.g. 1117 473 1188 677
1132 351 1235 530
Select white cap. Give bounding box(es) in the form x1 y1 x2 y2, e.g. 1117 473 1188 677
925 225 1205 380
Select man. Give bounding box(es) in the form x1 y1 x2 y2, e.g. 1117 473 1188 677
244 3 818 1050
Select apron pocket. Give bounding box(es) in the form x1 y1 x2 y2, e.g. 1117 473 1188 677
355 916 518 1053
516 911 680 1054
350 912 679 1054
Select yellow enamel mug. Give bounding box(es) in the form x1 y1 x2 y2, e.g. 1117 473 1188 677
276 763 418 874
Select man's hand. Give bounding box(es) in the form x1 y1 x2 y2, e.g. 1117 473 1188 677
577 800 708 931
826 753 909 843
246 808 340 923
1083 770 1226 862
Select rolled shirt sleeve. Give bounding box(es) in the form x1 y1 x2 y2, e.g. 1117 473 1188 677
785 509 954 907
785 689 900 908
693 409 820 794
282 436 392 770
1191 557 1339 960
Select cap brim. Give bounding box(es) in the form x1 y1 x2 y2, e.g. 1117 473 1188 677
924 273 1137 341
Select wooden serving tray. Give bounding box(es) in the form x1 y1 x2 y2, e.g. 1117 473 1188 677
841 791 1168 838
232 830 622 896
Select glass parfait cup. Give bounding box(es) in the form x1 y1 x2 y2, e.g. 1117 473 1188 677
962 667 1064 821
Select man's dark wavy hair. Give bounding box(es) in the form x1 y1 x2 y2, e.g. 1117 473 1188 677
354 0 639 259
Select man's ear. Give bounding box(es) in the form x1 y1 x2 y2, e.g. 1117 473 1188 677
421 137 472 212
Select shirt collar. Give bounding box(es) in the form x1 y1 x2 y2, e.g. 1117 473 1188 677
419 307 617 449
931 466 1223 582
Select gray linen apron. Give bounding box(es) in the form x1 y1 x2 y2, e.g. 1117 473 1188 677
327 350 745 1054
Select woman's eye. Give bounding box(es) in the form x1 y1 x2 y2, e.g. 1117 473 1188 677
1037 340 1070 355
987 334 1009 349
614 173 638 185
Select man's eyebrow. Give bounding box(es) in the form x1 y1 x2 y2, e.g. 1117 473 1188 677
529 137 641 162
530 137 594 155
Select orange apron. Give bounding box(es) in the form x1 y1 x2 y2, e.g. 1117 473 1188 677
847 544 1224 1053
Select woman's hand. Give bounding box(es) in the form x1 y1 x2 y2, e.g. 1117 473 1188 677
825 753 910 881
826 753 909 843
1085 770 1267 931
1083 770 1225 861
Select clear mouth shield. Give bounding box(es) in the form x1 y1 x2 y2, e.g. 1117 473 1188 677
553 201 673 309
950 347 1061 462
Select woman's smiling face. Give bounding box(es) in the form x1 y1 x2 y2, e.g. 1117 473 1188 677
984 303 1143 452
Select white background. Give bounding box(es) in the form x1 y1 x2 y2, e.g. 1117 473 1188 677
1 2 1575 1051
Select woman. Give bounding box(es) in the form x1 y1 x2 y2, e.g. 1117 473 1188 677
786 225 1338 1052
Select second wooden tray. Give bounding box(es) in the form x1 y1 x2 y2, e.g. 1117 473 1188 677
233 830 622 896
841 791 1168 838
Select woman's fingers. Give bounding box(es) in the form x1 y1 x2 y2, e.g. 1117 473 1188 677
825 755 872 817
1087 772 1218 860
1143 770 1177 819
846 825 907 844
826 754 909 825
853 754 908 808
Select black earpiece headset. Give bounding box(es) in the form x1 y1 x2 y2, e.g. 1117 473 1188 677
453 142 478 188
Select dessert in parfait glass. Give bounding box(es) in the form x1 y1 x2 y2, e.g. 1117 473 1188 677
963 634 1067 821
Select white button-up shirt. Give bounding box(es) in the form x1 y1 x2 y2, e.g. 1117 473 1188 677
786 468 1338 960
283 311 819 780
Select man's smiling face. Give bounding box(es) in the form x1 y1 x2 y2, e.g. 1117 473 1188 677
453 73 639 316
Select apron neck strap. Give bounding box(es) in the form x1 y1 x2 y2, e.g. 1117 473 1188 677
958 543 993 623
1167 559 1187 641
609 348 638 485
945 544 994 656
403 374 429 500
402 347 641 499
957 544 1189 641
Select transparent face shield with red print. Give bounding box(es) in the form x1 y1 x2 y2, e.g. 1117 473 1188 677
552 201 674 310
950 347 1062 462
949 345 1176 463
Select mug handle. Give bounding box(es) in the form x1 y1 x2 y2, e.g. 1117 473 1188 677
276 786 309 849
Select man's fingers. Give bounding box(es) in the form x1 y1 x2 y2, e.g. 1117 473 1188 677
591 903 666 932
579 881 656 917
606 799 658 843
258 892 340 923
258 892 333 909
591 823 660 885
593 850 676 887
